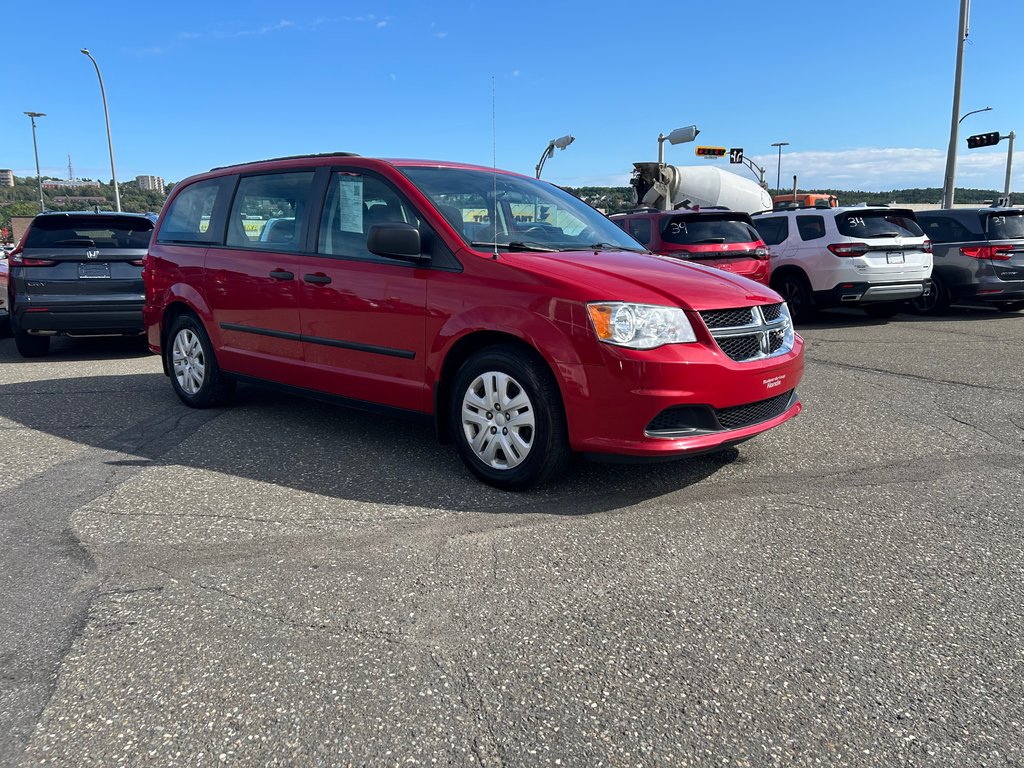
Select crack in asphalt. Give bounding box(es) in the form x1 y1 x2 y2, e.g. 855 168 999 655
806 355 1020 394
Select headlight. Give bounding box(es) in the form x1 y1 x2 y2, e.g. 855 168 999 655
587 302 697 349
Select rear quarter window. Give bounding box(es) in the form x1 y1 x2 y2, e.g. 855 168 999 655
158 178 227 244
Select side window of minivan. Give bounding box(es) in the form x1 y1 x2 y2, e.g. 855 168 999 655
796 216 826 241
225 172 315 252
158 178 227 244
317 171 422 262
754 216 788 246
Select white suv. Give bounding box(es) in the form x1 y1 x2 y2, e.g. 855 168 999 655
752 205 932 321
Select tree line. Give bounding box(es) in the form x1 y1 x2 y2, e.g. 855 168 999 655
0 175 172 239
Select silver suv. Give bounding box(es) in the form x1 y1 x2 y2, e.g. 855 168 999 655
752 205 932 321
913 206 1024 314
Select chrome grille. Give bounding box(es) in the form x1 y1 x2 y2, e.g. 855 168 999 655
699 303 793 363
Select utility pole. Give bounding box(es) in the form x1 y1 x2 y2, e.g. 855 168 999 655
1004 131 1015 205
941 0 970 209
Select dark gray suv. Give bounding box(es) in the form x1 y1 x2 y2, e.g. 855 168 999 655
913 207 1024 314
3 211 154 357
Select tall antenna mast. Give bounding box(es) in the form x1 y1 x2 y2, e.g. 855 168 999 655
68 154 74 181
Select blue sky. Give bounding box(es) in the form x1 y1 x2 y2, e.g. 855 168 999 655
3 0 1023 193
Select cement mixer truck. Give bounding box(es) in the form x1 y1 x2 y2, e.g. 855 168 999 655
631 162 772 215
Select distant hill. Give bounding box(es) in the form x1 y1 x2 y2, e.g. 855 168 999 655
564 185 1010 214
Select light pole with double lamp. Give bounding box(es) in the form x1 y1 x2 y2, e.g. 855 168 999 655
24 111 46 213
771 141 789 196
81 48 121 212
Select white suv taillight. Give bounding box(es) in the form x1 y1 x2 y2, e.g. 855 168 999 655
827 242 869 257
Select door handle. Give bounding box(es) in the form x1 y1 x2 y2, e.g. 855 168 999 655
303 273 332 285
269 269 294 280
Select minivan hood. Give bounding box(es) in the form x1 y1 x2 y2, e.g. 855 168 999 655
499 248 779 310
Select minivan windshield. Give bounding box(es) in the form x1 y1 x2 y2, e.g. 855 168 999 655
986 212 1024 240
25 215 154 249
399 166 645 253
660 214 760 246
835 210 923 239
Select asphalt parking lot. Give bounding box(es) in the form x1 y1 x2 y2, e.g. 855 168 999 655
1 307 1022 767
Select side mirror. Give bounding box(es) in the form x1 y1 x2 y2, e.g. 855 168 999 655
367 222 429 263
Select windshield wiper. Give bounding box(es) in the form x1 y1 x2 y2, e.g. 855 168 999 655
691 237 727 244
587 242 648 253
868 232 901 238
471 241 560 252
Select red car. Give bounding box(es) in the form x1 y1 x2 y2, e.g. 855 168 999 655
145 155 803 489
609 207 772 286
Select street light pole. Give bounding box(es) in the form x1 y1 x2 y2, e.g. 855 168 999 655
959 106 992 126
771 142 789 196
535 134 575 179
81 48 121 212
941 0 971 209
656 125 700 210
24 111 46 213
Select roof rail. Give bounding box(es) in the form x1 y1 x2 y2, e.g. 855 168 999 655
210 152 360 171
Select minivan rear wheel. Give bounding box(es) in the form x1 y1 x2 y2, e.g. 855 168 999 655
166 314 235 408
449 346 572 490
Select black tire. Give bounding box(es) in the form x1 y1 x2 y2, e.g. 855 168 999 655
995 301 1024 313
863 303 900 319
449 345 572 490
909 273 950 315
14 329 50 358
165 313 235 408
771 272 814 324
0 311 11 339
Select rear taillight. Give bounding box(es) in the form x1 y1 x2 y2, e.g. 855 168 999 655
10 254 56 266
923 239 932 254
754 245 770 260
827 242 869 257
960 245 1012 261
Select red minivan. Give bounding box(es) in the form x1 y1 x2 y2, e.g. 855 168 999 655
144 155 804 489
609 208 772 286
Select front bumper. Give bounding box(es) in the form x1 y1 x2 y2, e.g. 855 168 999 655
559 336 805 458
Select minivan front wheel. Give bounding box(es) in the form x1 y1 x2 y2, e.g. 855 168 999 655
166 314 235 408
449 346 572 490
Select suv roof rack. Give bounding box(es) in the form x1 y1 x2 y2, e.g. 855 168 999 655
210 152 360 171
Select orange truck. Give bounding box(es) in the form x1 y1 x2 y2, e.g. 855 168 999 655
772 192 838 209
